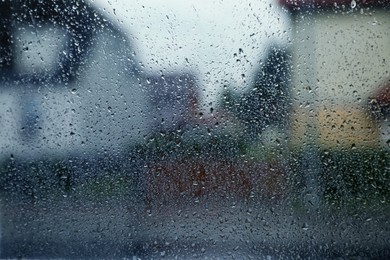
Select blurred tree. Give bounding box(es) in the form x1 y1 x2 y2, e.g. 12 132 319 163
222 45 291 139
0 1 12 74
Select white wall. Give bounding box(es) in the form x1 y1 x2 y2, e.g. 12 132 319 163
0 29 151 161
289 9 390 149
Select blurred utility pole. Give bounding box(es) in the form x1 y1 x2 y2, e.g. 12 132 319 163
295 10 322 209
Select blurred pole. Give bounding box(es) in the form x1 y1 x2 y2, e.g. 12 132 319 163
19 91 41 143
302 138 321 208
297 9 322 209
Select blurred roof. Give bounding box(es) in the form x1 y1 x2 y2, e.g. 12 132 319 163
279 0 390 12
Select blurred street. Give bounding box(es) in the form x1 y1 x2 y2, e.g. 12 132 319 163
1 194 389 258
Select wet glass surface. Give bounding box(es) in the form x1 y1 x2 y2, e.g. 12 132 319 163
0 0 389 258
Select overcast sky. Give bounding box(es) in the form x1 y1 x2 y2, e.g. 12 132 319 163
90 0 290 108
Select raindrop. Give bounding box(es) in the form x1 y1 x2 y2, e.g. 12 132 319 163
351 0 356 9
302 223 309 231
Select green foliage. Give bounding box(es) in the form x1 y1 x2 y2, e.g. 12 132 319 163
289 148 390 205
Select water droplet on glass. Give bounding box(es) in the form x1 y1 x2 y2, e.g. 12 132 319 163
351 0 356 9
302 223 309 231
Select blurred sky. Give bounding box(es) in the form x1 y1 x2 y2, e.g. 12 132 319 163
90 0 290 109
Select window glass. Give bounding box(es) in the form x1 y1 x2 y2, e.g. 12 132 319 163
0 0 389 258
13 25 68 76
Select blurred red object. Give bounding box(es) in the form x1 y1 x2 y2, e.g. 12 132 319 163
374 81 390 106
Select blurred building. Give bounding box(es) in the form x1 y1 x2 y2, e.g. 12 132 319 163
145 73 198 133
279 0 390 149
0 0 151 161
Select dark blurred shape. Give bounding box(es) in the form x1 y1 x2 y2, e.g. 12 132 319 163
226 45 291 138
369 79 390 148
370 79 390 118
279 0 390 13
0 0 98 83
0 1 13 74
146 73 198 133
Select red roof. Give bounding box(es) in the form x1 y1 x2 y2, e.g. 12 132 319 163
279 0 390 12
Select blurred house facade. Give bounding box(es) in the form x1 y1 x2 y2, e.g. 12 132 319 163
279 0 390 149
0 0 204 163
0 1 162 161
